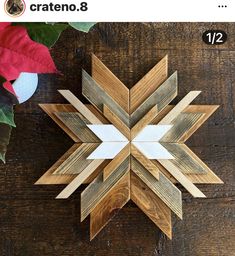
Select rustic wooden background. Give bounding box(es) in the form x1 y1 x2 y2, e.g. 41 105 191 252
0 23 234 256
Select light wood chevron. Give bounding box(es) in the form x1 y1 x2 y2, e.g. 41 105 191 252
131 172 172 239
81 157 130 222
92 54 129 113
82 70 130 126
56 159 105 199
130 55 168 113
58 90 102 124
130 72 178 127
90 171 130 240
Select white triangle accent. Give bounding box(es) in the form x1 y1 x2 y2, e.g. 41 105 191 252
87 124 128 142
132 125 173 142
132 142 174 159
87 142 129 159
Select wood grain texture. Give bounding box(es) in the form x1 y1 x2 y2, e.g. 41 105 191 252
130 55 168 113
152 105 219 143
52 143 98 175
158 159 206 198
160 112 205 142
81 157 130 222
55 112 101 142
131 144 159 180
131 156 182 219
92 54 129 113
131 172 172 239
56 159 104 199
39 104 80 142
90 171 130 240
160 143 208 174
82 70 130 127
130 72 177 127
103 144 130 181
131 105 158 140
158 91 201 125
35 143 104 185
103 105 130 139
58 90 102 124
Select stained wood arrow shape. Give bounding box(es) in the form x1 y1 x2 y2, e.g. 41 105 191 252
36 54 223 240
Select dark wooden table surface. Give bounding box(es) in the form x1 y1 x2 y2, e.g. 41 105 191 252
0 23 234 256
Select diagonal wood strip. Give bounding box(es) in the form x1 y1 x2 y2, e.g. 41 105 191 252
160 112 205 142
152 105 219 143
131 144 159 180
131 156 182 219
82 70 130 127
90 171 130 240
92 54 129 113
81 157 130 222
130 72 178 128
58 90 102 124
103 144 130 181
158 91 201 125
130 55 168 113
160 143 209 174
56 159 104 199
52 143 99 175
55 112 101 143
131 105 158 140
35 144 105 185
39 104 80 142
158 159 206 198
131 172 172 239
103 105 130 139
178 105 219 142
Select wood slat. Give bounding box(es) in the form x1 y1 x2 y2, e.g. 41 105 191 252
160 143 208 174
152 105 219 143
131 144 159 180
35 144 105 185
58 90 102 124
90 171 130 240
56 159 104 199
130 72 177 128
131 105 158 140
160 112 204 142
131 156 182 219
178 105 219 142
52 143 98 175
39 104 80 142
157 159 206 198
131 172 172 239
81 157 130 222
82 70 130 127
103 144 130 181
158 91 201 125
55 112 100 142
103 105 130 139
92 54 129 113
153 159 223 184
130 55 168 113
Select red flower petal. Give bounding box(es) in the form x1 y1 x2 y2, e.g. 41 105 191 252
0 25 58 83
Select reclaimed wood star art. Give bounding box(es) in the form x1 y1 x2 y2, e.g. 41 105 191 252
36 54 223 240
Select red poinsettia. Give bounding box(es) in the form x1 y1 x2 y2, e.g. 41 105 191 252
0 22 58 95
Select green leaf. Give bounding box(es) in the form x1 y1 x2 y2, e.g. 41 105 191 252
0 123 12 163
0 105 15 127
17 23 68 48
69 22 96 33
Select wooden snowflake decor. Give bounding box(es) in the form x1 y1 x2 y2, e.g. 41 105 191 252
36 54 223 240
